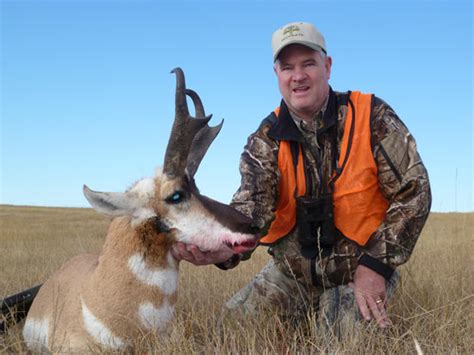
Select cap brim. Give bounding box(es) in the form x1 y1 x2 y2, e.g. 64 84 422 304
273 41 325 62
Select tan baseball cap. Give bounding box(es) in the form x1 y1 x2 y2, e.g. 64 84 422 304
272 22 327 62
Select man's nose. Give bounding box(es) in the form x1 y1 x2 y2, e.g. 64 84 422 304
292 67 306 81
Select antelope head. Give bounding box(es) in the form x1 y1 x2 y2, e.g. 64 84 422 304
83 68 257 255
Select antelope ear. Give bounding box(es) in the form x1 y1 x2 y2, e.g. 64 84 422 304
186 119 224 178
83 185 135 217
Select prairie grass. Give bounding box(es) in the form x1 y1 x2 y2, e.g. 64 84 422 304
0 205 473 353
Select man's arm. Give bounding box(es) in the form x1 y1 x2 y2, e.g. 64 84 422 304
360 97 432 273
350 97 431 327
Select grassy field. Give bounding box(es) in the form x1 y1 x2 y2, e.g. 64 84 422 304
1 205 473 353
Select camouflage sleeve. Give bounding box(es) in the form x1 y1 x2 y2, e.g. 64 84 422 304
215 124 280 270
359 97 432 277
231 124 280 233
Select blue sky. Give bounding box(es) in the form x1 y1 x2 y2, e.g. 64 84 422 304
1 0 472 212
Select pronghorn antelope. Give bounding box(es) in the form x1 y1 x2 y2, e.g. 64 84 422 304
22 68 257 352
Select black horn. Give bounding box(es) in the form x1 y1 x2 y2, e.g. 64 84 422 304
186 119 224 178
163 68 212 178
185 89 206 117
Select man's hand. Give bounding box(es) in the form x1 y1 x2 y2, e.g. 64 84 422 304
170 242 234 266
349 264 389 328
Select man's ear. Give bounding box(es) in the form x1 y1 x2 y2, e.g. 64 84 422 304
325 56 333 80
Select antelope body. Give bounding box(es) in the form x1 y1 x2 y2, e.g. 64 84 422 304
22 68 256 352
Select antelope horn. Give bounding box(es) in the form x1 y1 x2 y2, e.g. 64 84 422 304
184 88 223 178
185 89 205 117
186 119 224 178
163 68 211 178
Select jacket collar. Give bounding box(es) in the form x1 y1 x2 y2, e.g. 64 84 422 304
267 99 304 142
268 88 338 142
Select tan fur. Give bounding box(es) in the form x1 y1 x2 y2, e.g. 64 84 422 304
24 175 219 352
25 215 177 352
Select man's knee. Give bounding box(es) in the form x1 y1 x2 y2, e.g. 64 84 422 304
224 259 309 316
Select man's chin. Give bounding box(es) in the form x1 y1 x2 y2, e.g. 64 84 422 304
288 99 315 112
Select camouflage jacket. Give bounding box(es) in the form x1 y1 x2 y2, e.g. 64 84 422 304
223 89 431 287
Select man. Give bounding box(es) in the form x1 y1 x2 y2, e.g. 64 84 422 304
172 22 431 331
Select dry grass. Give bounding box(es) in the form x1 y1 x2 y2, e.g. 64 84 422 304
1 205 473 353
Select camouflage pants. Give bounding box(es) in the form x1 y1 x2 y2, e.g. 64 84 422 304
225 257 399 337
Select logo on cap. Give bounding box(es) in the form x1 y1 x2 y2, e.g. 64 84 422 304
283 25 300 38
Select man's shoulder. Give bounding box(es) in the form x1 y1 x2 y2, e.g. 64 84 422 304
333 90 351 104
334 90 396 122
242 109 280 148
333 89 388 104
258 110 278 130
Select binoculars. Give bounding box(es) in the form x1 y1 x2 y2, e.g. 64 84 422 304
296 193 338 259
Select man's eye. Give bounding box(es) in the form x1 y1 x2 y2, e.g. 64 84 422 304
166 191 185 204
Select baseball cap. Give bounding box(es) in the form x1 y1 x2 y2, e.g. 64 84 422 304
272 22 327 62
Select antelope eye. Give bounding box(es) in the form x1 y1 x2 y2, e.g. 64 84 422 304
166 190 185 204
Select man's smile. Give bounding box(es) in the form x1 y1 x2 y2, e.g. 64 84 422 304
293 86 310 94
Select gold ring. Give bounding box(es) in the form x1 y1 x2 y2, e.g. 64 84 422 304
376 298 383 304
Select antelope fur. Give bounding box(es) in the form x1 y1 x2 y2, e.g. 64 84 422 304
23 68 256 352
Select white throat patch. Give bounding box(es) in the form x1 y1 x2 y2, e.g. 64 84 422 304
127 253 178 295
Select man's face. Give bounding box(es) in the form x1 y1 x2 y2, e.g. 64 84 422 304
274 44 332 121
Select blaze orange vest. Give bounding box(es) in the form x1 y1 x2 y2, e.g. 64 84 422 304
259 91 389 246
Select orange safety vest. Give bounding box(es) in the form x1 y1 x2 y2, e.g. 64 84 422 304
260 91 389 246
